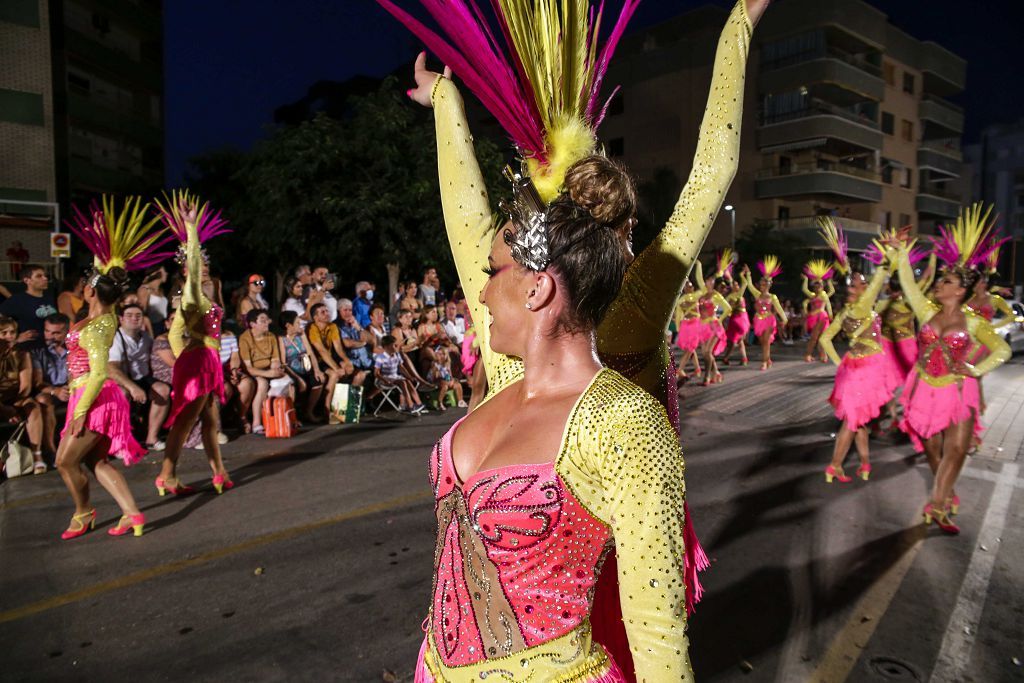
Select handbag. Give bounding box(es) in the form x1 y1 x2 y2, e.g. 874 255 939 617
287 336 314 373
2 422 34 478
329 383 363 425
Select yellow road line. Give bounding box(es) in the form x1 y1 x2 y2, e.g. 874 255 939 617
0 490 432 625
809 521 926 683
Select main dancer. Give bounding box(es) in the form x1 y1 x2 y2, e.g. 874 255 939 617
58 196 170 539
697 265 731 385
741 256 787 371
801 260 834 363
153 191 233 496
816 219 897 483
380 0 766 677
674 261 706 382
896 206 1010 534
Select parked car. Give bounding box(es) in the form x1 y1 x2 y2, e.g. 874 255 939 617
993 299 1024 354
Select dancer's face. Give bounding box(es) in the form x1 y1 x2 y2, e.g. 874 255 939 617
935 272 967 306
683 280 694 294
759 277 769 292
974 274 988 295
845 272 867 303
811 281 822 293
479 225 531 357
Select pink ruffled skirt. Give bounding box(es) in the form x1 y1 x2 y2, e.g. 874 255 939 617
698 319 727 356
752 315 777 343
900 373 982 452
165 346 225 428
415 638 627 683
881 337 917 389
805 311 830 335
62 380 146 466
828 352 900 430
726 310 750 344
675 318 702 352
461 333 478 377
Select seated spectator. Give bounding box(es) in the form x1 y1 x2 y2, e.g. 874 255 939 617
353 281 375 327
239 309 291 435
427 347 466 411
281 277 314 329
367 304 389 351
0 264 57 349
417 305 457 375
307 303 361 411
220 326 255 434
279 310 324 424
57 272 85 321
393 309 431 385
374 335 426 414
137 265 171 335
31 313 70 459
236 274 269 325
106 302 166 449
0 315 46 472
441 300 466 345
337 299 374 373
117 293 155 336
391 280 422 327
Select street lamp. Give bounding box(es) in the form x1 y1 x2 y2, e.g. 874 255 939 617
724 204 736 249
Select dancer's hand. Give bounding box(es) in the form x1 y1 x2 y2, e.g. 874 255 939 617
70 415 86 437
407 52 451 109
745 0 772 26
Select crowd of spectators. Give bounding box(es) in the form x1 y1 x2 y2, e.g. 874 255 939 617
1 262 476 476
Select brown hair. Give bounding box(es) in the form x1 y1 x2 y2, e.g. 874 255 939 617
563 156 636 231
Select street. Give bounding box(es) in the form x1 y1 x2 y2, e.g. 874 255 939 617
2 348 1022 682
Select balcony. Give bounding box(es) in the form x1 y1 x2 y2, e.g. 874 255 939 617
918 139 962 177
760 52 885 102
917 189 961 219
756 160 882 202
64 29 161 89
918 42 967 96
67 92 162 146
919 95 964 134
762 215 881 234
758 100 882 153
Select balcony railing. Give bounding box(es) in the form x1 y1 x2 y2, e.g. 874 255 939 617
762 44 882 78
922 93 964 114
760 215 882 233
757 159 880 182
919 186 962 202
761 98 878 129
919 137 963 161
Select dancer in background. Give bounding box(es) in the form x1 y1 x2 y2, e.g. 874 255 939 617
965 214 1013 328
742 256 787 371
698 264 731 385
674 261 706 382
816 218 897 483
58 196 171 539
153 191 233 496
721 250 750 366
801 260 834 363
896 204 1010 533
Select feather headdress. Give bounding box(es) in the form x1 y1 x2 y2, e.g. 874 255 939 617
932 202 1006 270
376 0 639 203
757 254 782 280
716 248 737 279
982 230 1006 275
863 227 928 267
66 196 172 280
802 259 834 282
153 190 230 265
816 216 850 275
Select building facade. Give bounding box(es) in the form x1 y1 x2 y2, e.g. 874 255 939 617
601 0 966 256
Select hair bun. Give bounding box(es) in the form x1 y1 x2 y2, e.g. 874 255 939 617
563 156 636 230
105 266 130 292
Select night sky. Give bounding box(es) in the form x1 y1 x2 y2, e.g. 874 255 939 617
164 0 1024 185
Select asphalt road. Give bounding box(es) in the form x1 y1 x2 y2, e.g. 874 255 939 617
1 347 1022 682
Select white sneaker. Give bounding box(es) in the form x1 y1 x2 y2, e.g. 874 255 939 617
457 400 468 408
217 432 228 445
148 440 166 451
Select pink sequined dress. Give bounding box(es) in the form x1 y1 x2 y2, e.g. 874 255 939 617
825 316 899 430
751 297 778 341
697 298 727 355
804 297 831 335
165 303 225 428
725 291 750 344
62 315 146 466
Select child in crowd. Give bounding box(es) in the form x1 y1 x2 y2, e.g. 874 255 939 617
427 344 466 411
374 335 426 415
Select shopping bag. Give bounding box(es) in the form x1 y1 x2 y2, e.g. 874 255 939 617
329 384 363 424
262 397 297 438
2 422 34 478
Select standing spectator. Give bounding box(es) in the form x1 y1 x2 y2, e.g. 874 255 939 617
307 303 356 412
391 280 422 327
418 267 440 307
0 264 57 349
0 315 46 472
374 335 426 414
6 241 29 279
353 281 375 327
137 265 170 335
219 326 255 434
236 274 269 324
281 277 313 329
238 309 287 435
105 303 167 449
441 300 466 345
31 313 70 458
57 272 86 321
310 265 329 292
294 264 312 289
279 310 324 423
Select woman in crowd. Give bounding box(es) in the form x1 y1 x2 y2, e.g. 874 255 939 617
154 191 233 495
697 268 731 385
57 195 167 539
1 315 47 473
57 271 86 321
137 265 170 334
239 309 289 434
391 280 422 326
742 256 788 371
896 204 1010 534
280 276 312 329
816 218 897 483
367 303 389 351
393 308 431 385
280 310 324 424
673 262 706 382
219 325 255 434
416 305 456 377
801 260 834 363
236 273 269 326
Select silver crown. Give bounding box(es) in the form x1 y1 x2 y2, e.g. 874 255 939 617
498 165 550 271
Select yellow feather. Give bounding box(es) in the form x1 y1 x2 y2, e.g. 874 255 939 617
526 117 597 202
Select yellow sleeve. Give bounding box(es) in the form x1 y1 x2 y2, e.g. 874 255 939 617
824 292 834 318
74 314 116 419
801 276 812 298
874 298 890 315
897 248 938 326
851 265 889 319
967 314 1011 376
917 253 937 292
172 215 213 355
432 77 522 393
801 298 809 314
771 294 787 326
713 291 732 323
596 0 751 353
826 279 836 298
168 304 187 358
991 294 1015 331
692 260 706 298
743 272 760 299
818 308 846 366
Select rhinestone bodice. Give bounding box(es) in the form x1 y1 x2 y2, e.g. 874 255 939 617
754 297 773 318
966 300 995 322
66 326 90 380
917 324 973 378
882 298 916 341
698 298 716 320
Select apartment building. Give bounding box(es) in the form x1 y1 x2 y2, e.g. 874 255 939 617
601 0 966 255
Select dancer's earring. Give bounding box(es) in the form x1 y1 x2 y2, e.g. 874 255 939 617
525 302 533 310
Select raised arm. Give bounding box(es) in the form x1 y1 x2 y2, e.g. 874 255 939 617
825 279 836 298
966 315 1011 377
917 253 937 292
713 291 732 323
597 0 752 351
692 261 707 298
818 309 847 365
73 315 116 420
897 247 938 326
743 271 760 299
990 294 1016 331
801 276 813 298
823 291 834 318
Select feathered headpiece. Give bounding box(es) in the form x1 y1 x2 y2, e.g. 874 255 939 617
153 190 231 265
932 202 1006 270
716 248 737 280
982 230 1006 275
816 216 850 276
757 255 782 280
865 228 929 267
66 195 172 285
802 259 834 282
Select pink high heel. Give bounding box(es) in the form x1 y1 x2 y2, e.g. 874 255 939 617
60 509 96 540
824 465 852 484
923 503 960 535
950 494 960 515
856 463 871 481
155 476 196 497
212 473 234 494
108 513 146 537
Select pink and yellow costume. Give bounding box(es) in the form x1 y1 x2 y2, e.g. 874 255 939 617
895 251 1010 452
742 272 786 342
62 314 146 465
818 267 899 430
725 285 750 344
801 277 834 335
966 293 1014 327
674 262 706 354
697 289 731 356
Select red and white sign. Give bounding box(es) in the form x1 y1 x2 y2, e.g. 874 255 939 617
50 232 70 258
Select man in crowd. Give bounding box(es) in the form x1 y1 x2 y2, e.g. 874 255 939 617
0 264 57 349
441 300 465 346
32 312 70 457
418 267 440 307
106 303 169 449
353 281 375 327
338 299 375 377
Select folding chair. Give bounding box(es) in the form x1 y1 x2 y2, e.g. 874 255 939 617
371 381 402 416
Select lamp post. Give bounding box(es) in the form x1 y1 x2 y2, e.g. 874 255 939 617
724 204 736 249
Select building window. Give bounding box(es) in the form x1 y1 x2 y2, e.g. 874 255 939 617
608 96 624 116
0 88 44 126
901 119 914 142
903 72 915 94
883 62 896 86
884 211 893 228
901 168 913 189
881 112 894 135
0 0 40 27
882 165 894 184
899 213 911 227
608 138 624 157
778 206 790 222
